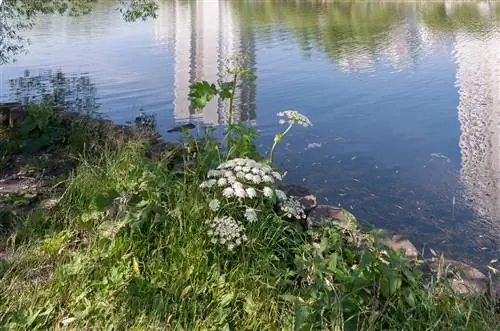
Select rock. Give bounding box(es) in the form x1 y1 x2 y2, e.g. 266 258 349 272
377 234 418 260
167 123 196 133
420 259 488 295
307 204 357 231
0 177 40 195
298 194 317 214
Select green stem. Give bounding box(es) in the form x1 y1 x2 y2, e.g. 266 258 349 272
269 124 292 164
226 72 239 157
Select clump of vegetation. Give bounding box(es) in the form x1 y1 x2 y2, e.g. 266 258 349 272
1 59 499 330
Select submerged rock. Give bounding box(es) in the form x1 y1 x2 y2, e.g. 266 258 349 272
307 204 358 231
298 194 317 214
420 258 488 295
377 234 418 260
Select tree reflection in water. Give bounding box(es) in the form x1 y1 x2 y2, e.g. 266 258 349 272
7 70 99 114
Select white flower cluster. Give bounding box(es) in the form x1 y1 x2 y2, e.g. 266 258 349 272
277 110 312 128
278 196 307 220
201 158 288 250
200 158 284 200
206 216 248 250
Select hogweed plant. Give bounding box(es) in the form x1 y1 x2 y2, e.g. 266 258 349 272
269 110 312 163
189 55 256 158
200 157 288 250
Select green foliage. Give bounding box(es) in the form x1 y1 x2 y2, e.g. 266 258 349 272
228 124 260 159
188 56 256 159
188 81 219 111
1 136 499 330
19 103 66 153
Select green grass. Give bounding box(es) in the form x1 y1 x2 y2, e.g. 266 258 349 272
1 127 499 329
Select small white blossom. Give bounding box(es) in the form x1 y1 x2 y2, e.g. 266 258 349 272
277 110 312 128
271 171 282 180
200 179 217 188
234 165 242 172
244 208 258 223
279 197 307 220
245 173 254 181
217 177 228 187
223 170 233 178
263 187 274 198
208 170 222 178
222 187 234 198
275 189 287 201
234 187 247 198
232 181 243 190
236 171 245 179
209 199 220 212
242 166 251 173
262 175 274 183
236 159 246 166
251 167 261 175
262 165 272 173
226 176 236 184
246 187 257 199
252 175 262 184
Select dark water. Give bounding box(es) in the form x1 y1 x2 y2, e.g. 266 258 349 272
1 1 500 267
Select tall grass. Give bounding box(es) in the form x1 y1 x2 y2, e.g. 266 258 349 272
0 140 499 330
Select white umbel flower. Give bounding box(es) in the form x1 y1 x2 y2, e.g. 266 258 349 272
246 187 257 199
262 175 274 183
200 179 217 188
207 170 222 178
263 186 274 198
275 189 287 201
206 216 247 250
209 199 220 212
234 187 247 198
244 208 258 223
271 172 283 180
232 181 243 190
252 175 262 184
222 187 234 198
277 110 312 128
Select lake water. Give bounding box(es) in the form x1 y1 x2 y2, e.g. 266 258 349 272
1 1 500 267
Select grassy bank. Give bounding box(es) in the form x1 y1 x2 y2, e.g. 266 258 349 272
0 103 499 330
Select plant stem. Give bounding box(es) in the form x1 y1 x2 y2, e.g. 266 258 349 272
226 72 239 157
269 124 292 164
